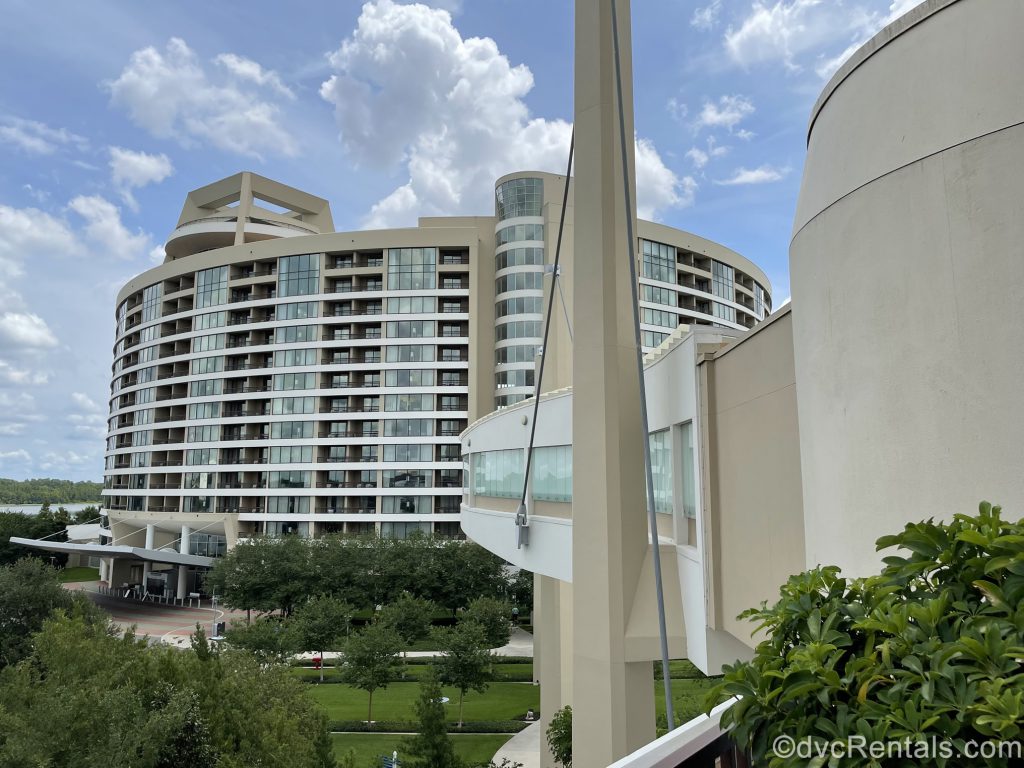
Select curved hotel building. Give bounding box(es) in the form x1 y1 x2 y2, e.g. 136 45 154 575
97 169 770 593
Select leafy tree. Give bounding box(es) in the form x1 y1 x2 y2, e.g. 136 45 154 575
292 596 354 681
0 613 335 768
224 617 299 664
403 672 462 768
0 558 104 667
0 511 68 566
708 502 1024 767
463 597 512 648
545 706 572 768
433 621 494 728
379 593 436 650
207 535 316 616
0 477 102 505
337 623 404 724
507 568 533 614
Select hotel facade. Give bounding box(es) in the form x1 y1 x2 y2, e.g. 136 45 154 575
95 170 771 593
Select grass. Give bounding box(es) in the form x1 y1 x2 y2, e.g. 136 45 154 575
58 566 100 583
655 676 721 733
331 733 511 765
310 681 538 724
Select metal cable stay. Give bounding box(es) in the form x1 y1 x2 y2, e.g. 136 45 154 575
512 0 677 730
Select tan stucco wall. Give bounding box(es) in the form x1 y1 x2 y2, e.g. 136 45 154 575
791 0 1024 577
702 309 804 645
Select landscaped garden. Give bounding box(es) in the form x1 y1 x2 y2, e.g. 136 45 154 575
330 733 513 766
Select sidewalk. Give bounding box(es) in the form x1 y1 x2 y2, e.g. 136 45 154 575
295 626 535 662
490 720 542 768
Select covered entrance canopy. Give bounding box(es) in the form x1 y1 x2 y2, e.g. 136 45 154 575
8 537 214 568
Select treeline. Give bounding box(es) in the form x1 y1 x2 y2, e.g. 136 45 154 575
207 534 533 617
0 478 103 505
0 506 102 567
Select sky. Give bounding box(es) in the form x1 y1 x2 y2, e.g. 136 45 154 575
0 0 919 481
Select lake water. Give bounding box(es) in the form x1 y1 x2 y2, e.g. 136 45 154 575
0 503 99 516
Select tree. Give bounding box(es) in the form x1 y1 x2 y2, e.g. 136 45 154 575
403 672 462 768
0 511 68 566
379 593 436 651
207 535 316 617
428 541 509 615
224 617 299 664
507 568 533 615
0 613 335 768
291 596 353 681
0 558 104 668
337 623 404 724
463 597 512 648
546 706 572 768
708 502 1024 767
433 621 494 728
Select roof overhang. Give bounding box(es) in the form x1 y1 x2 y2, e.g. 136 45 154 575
9 538 214 568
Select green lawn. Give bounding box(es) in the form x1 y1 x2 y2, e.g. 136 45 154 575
311 681 538 723
331 733 511 765
656 677 720 727
58 566 100 583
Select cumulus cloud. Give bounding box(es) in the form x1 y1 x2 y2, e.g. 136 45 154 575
725 0 920 76
108 38 297 158
68 195 152 260
0 312 58 349
0 116 87 155
0 448 32 462
71 392 101 411
322 0 686 227
108 147 174 209
215 53 295 99
715 164 789 185
691 0 723 30
697 95 755 131
0 360 49 386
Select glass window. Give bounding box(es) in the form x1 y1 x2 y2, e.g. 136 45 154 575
186 448 218 465
192 356 223 375
381 495 431 514
386 296 436 314
712 260 735 300
184 472 215 490
187 402 221 420
192 334 225 352
383 444 434 462
387 248 436 291
271 396 314 415
496 246 544 269
384 419 434 437
273 372 315 391
642 331 669 349
495 177 543 220
195 311 226 330
275 325 317 344
141 283 162 322
495 271 544 295
532 445 572 502
384 394 433 412
184 496 214 513
274 348 316 367
641 239 675 283
269 470 311 488
495 320 542 341
267 496 310 515
495 297 543 318
269 445 313 464
473 449 524 498
495 369 534 389
649 429 672 515
186 425 219 442
680 422 696 519
279 254 320 297
196 266 228 308
279 301 319 320
385 345 435 363
384 369 434 388
387 320 435 338
495 345 538 365
642 284 676 306
270 421 313 439
712 302 737 323
383 469 429 488
642 308 677 328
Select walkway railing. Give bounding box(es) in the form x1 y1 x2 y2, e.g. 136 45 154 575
94 584 216 610
607 701 747 768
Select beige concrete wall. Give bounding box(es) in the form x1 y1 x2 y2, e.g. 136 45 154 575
791 0 1024 577
702 309 804 645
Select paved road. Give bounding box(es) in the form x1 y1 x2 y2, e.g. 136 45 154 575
66 582 238 646
491 720 543 768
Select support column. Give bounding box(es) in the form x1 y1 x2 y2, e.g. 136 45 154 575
536 574 563 768
142 524 155 582
572 1 656 765
176 524 191 600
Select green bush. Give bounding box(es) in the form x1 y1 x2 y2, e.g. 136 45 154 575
708 502 1024 767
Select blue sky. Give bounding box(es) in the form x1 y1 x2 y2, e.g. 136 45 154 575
0 0 916 481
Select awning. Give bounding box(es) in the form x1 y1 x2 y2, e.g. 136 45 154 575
8 537 214 568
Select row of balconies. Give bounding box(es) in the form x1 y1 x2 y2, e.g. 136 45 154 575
104 467 464 491
103 494 463 517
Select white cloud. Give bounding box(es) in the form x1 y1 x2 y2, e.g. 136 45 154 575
322 0 686 227
71 392 101 411
108 147 174 210
691 0 723 30
635 138 697 218
715 164 789 185
697 95 755 131
149 245 167 264
108 38 297 158
68 195 151 261
0 449 31 462
0 116 87 155
0 361 49 386
215 53 295 99
686 147 710 169
666 97 688 123
726 0 920 75
0 312 58 349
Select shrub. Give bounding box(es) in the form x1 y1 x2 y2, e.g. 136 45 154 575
708 502 1024 767
546 706 572 767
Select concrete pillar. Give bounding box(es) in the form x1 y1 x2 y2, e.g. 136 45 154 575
176 524 191 600
536 574 562 768
142 524 155 581
98 557 108 584
571 1 656 764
